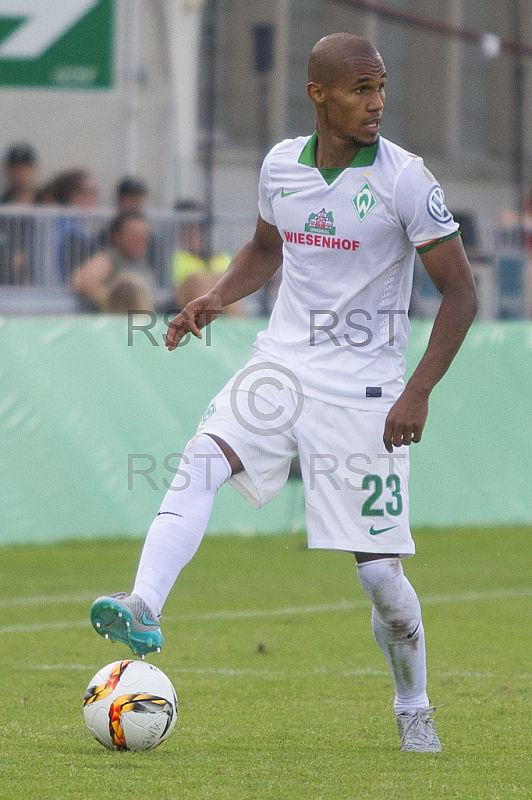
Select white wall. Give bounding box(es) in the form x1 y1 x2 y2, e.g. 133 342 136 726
0 0 526 258
0 0 177 206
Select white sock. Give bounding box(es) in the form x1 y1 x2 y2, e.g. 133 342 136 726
133 434 231 617
357 558 430 715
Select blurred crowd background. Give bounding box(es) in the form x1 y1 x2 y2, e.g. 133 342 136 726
1 0 531 318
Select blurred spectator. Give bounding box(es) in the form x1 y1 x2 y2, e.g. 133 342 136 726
116 177 149 212
494 199 531 318
172 199 242 315
71 210 153 313
0 143 39 284
35 178 60 206
519 190 532 316
98 177 149 247
0 143 38 204
99 177 164 282
52 168 100 282
102 272 153 313
522 190 532 253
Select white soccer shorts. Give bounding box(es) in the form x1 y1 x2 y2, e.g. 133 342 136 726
197 360 415 555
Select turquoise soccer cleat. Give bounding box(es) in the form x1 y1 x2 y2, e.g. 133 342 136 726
90 593 163 658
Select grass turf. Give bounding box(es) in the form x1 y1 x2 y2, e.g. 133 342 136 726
0 526 530 799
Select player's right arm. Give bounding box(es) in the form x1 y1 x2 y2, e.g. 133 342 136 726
165 215 283 350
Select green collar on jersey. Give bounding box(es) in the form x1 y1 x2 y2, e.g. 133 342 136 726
298 130 379 185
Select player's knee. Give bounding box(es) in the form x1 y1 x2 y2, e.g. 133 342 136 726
372 606 422 642
357 557 422 640
203 434 243 474
171 433 233 493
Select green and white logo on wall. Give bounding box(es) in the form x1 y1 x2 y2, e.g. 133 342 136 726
0 0 115 90
352 181 378 222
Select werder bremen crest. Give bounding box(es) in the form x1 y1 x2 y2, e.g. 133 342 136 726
305 208 335 235
352 181 377 222
201 402 216 424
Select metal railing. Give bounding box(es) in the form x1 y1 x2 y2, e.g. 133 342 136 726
0 207 256 314
1 207 528 318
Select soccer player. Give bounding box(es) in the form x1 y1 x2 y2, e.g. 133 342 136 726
91 33 477 752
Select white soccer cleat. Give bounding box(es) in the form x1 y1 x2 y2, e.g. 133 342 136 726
396 707 442 752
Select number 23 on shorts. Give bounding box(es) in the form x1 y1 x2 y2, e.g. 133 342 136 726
361 473 403 517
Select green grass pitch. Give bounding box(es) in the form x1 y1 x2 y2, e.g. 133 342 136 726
0 526 530 800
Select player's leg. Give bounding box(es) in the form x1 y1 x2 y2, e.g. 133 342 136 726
297 400 440 751
133 433 239 615
355 553 441 752
356 551 428 714
91 361 299 656
90 433 236 656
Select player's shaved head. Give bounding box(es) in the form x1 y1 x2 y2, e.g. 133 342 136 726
308 33 384 87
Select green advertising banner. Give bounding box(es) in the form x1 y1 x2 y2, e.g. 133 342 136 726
0 0 114 90
0 316 531 545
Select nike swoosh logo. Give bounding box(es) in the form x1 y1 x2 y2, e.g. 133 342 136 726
158 511 183 518
407 621 421 639
369 524 399 536
141 612 160 627
280 188 301 197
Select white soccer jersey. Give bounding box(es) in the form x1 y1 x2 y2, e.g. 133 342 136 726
255 132 459 408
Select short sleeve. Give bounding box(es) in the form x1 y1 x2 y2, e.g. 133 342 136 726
394 158 459 250
257 149 276 226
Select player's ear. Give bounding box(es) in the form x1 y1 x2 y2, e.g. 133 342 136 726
307 81 325 105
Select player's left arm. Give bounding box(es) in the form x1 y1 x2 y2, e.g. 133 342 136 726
383 235 478 452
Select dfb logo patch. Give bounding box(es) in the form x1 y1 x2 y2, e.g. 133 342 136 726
426 185 452 223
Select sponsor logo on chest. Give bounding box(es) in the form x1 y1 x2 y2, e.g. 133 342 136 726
284 207 360 251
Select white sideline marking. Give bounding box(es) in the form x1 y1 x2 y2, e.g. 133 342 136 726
4 586 531 611
0 587 531 636
2 591 96 608
28 664 95 671
179 599 367 621
20 664 532 681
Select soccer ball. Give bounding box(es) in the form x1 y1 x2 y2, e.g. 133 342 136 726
83 660 178 751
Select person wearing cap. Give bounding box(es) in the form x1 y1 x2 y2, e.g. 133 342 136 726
0 143 39 284
0 143 39 205
98 177 150 247
99 177 163 283
116 177 149 212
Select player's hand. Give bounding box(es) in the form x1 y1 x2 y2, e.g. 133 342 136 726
383 387 429 453
165 294 223 351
